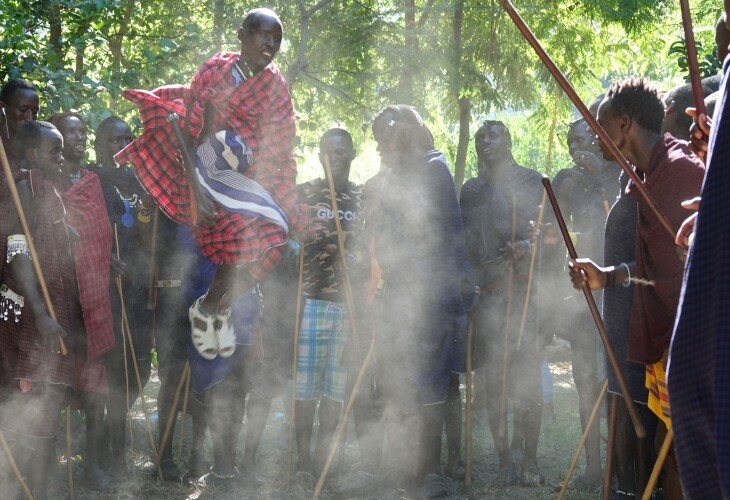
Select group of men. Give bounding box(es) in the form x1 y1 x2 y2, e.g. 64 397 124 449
0 4 729 500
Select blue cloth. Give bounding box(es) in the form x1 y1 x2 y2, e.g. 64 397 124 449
176 225 261 392
669 57 730 499
603 173 647 403
367 150 470 405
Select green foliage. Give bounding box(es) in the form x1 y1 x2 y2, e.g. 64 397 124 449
0 0 717 180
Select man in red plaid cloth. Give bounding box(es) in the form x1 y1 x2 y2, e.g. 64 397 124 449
117 8 307 360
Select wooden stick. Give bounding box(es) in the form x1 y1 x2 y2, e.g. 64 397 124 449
114 225 158 463
641 428 673 500
0 428 34 499
0 137 67 356
517 190 547 349
542 177 646 438
314 336 375 500
602 394 618 500
114 224 134 456
558 379 608 500
497 0 676 240
177 361 191 462
154 361 190 477
464 319 474 486
679 0 707 117
287 246 306 485
147 208 160 311
319 154 360 484
322 154 359 348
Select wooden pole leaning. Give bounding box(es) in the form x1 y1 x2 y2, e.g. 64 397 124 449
0 429 33 499
542 177 646 439
497 0 676 240
113 225 159 466
313 154 362 495
641 428 673 500
679 0 707 118
517 191 547 349
153 361 190 478
557 379 609 500
313 337 375 500
287 245 306 485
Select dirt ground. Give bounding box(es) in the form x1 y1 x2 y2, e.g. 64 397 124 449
36 339 607 500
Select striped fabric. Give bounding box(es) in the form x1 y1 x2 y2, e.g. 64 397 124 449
195 130 288 232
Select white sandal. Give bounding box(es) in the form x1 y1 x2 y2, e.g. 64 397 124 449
215 308 236 358
189 296 218 360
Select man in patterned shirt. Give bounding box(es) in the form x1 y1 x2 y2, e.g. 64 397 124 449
293 128 364 481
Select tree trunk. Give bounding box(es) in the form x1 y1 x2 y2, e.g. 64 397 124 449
451 0 469 196
454 97 471 196
47 1 63 70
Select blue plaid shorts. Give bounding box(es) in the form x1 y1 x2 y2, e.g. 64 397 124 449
295 299 349 402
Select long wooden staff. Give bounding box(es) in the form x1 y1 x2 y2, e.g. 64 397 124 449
287 245 306 485
114 226 158 466
497 0 675 240
0 430 33 499
557 379 608 500
679 0 707 117
641 428 673 500
314 337 375 500
114 224 133 453
313 155 362 493
543 177 646 438
322 154 359 351
464 319 474 486
517 191 547 349
153 361 190 478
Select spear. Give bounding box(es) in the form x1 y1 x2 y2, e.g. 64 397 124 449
542 177 646 438
679 0 707 117
497 0 676 240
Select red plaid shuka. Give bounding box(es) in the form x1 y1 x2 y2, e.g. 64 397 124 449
62 170 115 361
116 52 307 279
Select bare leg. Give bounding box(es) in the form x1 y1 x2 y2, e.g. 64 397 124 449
83 391 113 490
241 393 272 473
201 265 254 313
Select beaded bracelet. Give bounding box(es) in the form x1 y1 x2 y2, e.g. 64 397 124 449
6 234 31 263
619 262 631 288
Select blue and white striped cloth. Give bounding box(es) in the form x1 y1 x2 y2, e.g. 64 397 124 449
195 129 289 231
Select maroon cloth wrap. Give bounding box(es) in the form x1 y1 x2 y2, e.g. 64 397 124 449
0 171 76 387
627 134 704 364
116 52 307 279
62 170 115 361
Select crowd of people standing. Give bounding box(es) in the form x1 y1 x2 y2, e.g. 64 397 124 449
0 5 729 500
